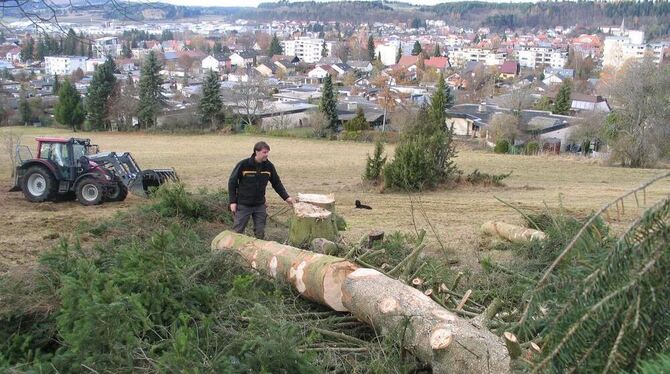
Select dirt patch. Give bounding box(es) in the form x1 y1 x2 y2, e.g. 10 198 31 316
0 180 134 274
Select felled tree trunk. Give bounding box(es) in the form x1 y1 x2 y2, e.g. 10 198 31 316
289 201 339 247
212 231 510 373
481 221 546 243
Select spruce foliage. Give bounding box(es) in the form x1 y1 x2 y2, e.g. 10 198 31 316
396 43 402 63
198 70 223 128
363 139 387 183
383 75 458 192
434 44 441 57
343 106 369 132
55 80 85 131
318 74 338 133
411 40 422 56
19 92 31 125
86 57 117 130
552 79 572 115
268 33 283 56
52 74 60 95
137 51 166 129
367 35 375 61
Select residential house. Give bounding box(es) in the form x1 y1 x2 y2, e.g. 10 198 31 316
274 59 296 73
228 66 261 82
424 56 451 72
446 73 467 89
255 62 278 77
230 51 257 67
498 61 519 79
330 63 352 76
345 60 370 74
542 74 564 86
570 94 611 113
271 55 300 64
317 56 343 65
544 67 574 79
44 56 87 76
397 55 419 68
307 65 331 79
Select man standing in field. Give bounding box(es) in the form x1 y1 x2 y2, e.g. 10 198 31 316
228 141 294 239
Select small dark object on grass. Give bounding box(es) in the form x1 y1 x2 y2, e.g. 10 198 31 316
355 200 372 209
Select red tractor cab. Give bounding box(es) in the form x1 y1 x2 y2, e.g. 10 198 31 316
11 137 177 205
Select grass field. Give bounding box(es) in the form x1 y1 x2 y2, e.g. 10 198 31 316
1 126 668 271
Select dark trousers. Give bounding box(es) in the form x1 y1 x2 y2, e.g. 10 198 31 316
232 204 267 239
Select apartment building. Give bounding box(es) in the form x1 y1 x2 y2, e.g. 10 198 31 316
44 56 87 75
603 31 667 69
93 36 120 58
448 47 507 68
515 46 568 69
280 37 333 63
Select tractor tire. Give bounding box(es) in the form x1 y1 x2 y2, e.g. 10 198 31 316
76 178 104 206
106 183 128 202
21 166 57 202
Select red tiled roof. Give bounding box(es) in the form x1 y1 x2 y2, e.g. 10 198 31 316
397 55 419 67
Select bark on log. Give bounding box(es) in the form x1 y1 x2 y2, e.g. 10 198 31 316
212 231 510 373
289 202 339 247
481 221 546 243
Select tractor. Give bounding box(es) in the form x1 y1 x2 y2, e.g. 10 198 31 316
10 137 178 205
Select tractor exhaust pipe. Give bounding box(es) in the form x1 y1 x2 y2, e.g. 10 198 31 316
128 168 179 197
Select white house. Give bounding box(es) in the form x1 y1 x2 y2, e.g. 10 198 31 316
44 56 87 75
307 65 330 79
542 74 564 86
230 51 256 67
374 42 400 66
202 55 221 72
85 58 105 73
348 60 373 73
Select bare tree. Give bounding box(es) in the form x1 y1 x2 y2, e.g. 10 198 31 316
603 58 670 167
568 112 607 154
0 129 22 179
230 76 269 129
488 113 520 143
498 87 534 114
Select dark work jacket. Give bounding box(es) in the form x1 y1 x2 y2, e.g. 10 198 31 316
228 157 289 206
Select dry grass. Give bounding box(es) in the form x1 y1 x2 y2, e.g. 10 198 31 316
1 126 668 270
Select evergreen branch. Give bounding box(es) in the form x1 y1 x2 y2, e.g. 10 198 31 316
519 172 670 326
602 301 636 373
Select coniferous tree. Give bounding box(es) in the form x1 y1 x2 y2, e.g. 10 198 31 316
19 90 31 125
20 37 34 62
34 37 46 61
199 70 223 129
137 51 166 128
434 44 441 57
428 72 454 127
79 32 87 56
367 35 375 61
268 34 283 56
553 79 572 115
52 74 60 95
396 43 402 64
344 106 369 132
321 41 328 58
319 74 338 133
121 43 132 59
88 41 93 58
64 28 77 55
411 41 422 56
86 57 117 130
55 80 85 132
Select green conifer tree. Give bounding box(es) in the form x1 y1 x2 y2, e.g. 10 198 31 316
55 80 85 132
137 51 166 129
319 74 338 133
19 90 31 125
367 35 375 61
434 44 441 57
553 79 572 115
396 43 402 64
269 34 283 57
199 70 223 129
411 41 422 56
52 74 60 95
86 57 117 130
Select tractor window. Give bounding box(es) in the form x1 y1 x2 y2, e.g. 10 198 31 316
39 143 53 160
51 144 67 167
73 144 87 160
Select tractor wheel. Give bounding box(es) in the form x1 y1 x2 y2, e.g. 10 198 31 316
21 166 57 202
76 178 104 206
106 183 128 202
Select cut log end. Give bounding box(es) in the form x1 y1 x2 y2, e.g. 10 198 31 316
430 327 453 351
378 297 400 314
349 267 382 279
504 332 522 360
412 277 424 287
293 202 332 219
297 193 335 205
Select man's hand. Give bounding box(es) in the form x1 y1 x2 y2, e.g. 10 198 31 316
285 197 295 206
230 203 237 215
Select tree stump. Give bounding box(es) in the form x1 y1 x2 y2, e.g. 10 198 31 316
366 230 385 248
289 201 339 247
298 192 346 230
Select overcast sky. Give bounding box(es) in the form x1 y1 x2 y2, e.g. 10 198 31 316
160 0 536 8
